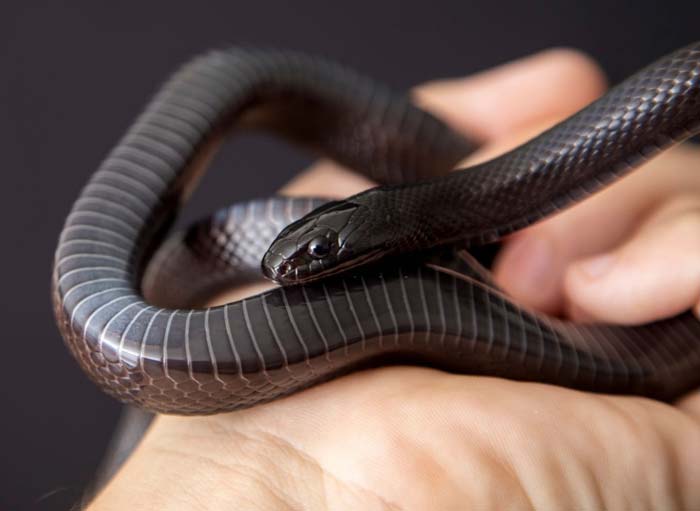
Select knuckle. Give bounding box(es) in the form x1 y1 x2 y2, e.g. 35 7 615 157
541 47 607 93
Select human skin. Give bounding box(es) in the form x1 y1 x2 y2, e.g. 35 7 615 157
88 49 700 510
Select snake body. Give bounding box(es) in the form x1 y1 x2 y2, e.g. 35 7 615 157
53 44 700 414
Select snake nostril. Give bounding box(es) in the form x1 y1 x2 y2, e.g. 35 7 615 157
279 262 293 276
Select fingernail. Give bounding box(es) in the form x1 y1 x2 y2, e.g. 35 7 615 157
577 253 616 280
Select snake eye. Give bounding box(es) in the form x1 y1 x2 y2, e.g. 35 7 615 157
307 236 331 259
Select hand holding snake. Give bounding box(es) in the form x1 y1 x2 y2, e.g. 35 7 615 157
84 49 700 510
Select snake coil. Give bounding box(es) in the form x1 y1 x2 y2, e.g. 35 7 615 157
53 44 700 414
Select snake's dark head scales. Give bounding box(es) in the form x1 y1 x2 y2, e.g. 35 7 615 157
262 199 385 285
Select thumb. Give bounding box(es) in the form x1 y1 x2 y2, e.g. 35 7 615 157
565 196 700 324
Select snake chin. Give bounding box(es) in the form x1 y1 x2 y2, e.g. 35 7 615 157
264 246 385 286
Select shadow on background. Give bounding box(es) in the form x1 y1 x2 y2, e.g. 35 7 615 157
1 1 699 509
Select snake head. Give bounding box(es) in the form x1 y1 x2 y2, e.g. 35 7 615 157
262 199 386 285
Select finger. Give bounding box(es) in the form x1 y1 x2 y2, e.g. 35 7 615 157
564 196 700 324
415 47 606 141
283 48 607 198
493 143 700 315
280 159 374 197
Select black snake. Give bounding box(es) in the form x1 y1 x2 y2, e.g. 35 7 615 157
53 43 700 414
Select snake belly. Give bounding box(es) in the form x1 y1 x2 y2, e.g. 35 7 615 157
53 45 700 414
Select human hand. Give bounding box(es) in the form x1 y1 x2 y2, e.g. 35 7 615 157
90 50 700 510
492 119 700 325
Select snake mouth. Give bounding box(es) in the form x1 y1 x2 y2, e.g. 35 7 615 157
263 247 385 286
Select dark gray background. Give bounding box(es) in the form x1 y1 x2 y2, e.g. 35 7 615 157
1 1 698 509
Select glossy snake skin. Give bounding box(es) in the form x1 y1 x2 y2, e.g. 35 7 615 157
53 44 700 414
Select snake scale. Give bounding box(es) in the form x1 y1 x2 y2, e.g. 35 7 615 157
53 43 700 414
